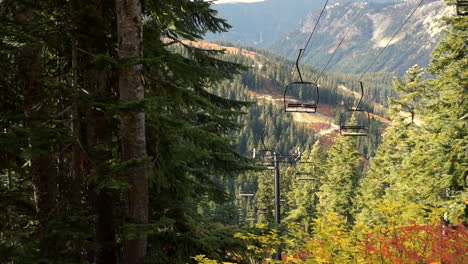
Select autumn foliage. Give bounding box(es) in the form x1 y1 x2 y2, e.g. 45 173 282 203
361 223 468 264
282 222 468 264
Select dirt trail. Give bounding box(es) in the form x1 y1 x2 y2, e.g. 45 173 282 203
253 91 339 136
166 38 264 61
170 39 397 130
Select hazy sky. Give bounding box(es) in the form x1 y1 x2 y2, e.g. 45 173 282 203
214 0 265 4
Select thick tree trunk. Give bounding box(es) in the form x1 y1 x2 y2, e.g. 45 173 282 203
115 0 148 263
86 70 117 264
71 41 83 207
7 169 13 189
15 4 57 254
73 0 118 262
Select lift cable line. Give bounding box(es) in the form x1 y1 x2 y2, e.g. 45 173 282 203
291 0 330 79
300 0 330 63
358 0 426 82
315 1 368 84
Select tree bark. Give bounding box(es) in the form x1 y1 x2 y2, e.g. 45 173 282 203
72 0 118 262
15 4 57 254
85 62 117 264
7 169 13 189
71 40 83 207
115 0 148 263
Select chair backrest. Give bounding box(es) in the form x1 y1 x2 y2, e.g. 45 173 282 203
283 81 319 113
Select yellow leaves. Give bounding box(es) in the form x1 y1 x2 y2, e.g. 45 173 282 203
234 225 282 262
247 244 260 252
233 232 248 240
192 255 236 264
300 213 356 263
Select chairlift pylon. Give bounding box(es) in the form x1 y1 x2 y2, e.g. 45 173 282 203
339 82 370 137
284 49 319 113
457 0 468 16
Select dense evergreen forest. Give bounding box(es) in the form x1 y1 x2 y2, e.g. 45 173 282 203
205 43 393 157
0 0 466 264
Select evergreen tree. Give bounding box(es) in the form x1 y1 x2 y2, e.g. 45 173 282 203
316 135 362 227
284 141 325 234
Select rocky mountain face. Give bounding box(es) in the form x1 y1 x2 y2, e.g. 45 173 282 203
270 0 453 75
205 0 320 47
206 0 393 47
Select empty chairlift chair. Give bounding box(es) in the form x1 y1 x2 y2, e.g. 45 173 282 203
339 82 370 136
252 124 276 170
293 144 316 181
239 186 255 198
284 49 319 113
457 0 468 16
254 149 276 170
295 167 316 181
294 166 316 180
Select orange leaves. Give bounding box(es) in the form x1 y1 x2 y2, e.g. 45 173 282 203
280 222 467 264
361 222 468 264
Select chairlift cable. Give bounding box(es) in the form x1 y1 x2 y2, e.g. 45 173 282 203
301 0 330 61
357 0 425 82
291 0 330 78
315 1 368 84
260 116 269 150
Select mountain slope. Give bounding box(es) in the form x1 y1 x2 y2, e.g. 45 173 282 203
206 0 319 47
206 0 394 48
175 40 394 155
270 0 451 75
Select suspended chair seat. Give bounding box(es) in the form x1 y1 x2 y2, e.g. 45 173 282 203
284 81 319 113
294 163 316 180
295 172 314 176
296 171 315 181
254 149 276 169
262 162 276 170
339 108 370 136
297 177 315 181
285 102 317 113
339 82 370 137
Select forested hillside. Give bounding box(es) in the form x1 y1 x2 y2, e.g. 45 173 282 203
210 1 468 262
200 40 394 157
0 1 253 263
223 1 467 263
0 0 466 264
